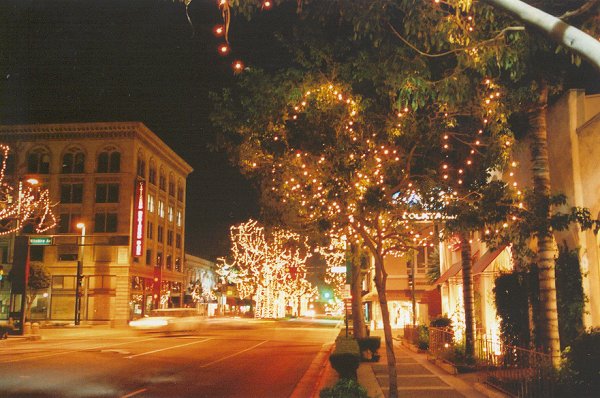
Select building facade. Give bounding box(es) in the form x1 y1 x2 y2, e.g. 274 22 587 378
435 89 600 339
0 122 193 325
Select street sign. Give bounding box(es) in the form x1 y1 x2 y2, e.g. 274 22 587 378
29 236 52 246
331 266 346 273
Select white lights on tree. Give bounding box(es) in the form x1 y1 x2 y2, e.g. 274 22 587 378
0 144 56 235
217 219 315 319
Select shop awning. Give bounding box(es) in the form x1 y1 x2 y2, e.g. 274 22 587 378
434 246 507 285
433 261 462 285
472 246 506 275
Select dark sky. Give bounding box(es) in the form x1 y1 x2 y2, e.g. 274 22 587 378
0 0 271 260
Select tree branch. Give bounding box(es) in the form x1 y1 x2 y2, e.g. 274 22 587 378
389 22 524 58
481 0 600 71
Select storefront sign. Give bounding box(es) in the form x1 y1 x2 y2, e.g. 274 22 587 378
132 180 146 257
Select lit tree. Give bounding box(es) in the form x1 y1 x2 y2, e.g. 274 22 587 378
218 219 315 318
318 237 346 304
0 144 56 235
213 77 436 395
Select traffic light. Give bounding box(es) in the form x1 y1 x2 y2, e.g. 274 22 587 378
408 273 414 288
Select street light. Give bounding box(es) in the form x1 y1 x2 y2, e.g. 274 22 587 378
75 222 85 325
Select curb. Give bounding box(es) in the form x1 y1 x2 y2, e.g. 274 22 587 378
289 342 335 398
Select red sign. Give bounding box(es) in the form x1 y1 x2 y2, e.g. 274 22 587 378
132 180 146 257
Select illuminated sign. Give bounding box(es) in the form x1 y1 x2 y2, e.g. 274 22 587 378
132 180 146 257
402 212 454 221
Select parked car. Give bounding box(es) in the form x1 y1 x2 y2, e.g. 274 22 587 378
129 308 204 334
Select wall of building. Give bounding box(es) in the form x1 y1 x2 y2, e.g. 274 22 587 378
0 122 192 325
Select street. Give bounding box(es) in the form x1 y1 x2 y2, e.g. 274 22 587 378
0 317 340 398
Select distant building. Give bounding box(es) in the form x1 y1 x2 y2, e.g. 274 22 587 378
364 245 442 330
0 122 193 325
184 254 218 314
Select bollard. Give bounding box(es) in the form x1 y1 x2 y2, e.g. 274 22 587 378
23 321 31 335
31 322 40 335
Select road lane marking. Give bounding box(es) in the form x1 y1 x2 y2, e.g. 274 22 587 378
199 340 268 368
0 336 160 363
125 338 213 359
120 388 148 398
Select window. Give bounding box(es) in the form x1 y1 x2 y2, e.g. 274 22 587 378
147 221 154 239
158 200 164 218
156 252 163 267
157 225 164 243
149 161 156 185
159 169 166 191
94 212 118 233
97 148 120 173
30 246 44 262
62 149 85 173
137 155 146 178
168 206 173 222
175 233 181 249
176 210 182 227
95 183 119 203
58 245 78 262
168 175 175 196
145 249 152 266
177 184 183 202
175 257 181 272
58 212 80 233
167 230 173 246
60 183 83 203
147 195 155 213
27 148 50 174
166 255 172 270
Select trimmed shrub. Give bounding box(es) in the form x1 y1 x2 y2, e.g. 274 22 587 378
329 336 361 379
430 316 452 328
319 379 369 398
357 336 381 361
559 331 600 396
417 325 429 350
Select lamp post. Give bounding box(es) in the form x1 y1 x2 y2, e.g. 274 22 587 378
75 222 85 325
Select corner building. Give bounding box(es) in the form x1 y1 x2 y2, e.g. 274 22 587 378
0 122 193 325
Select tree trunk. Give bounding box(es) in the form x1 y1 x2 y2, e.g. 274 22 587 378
373 253 398 398
460 231 476 358
482 0 600 71
351 244 366 339
529 84 561 367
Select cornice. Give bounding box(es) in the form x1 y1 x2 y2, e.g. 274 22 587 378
0 122 194 176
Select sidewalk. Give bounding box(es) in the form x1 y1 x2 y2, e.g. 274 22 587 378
358 329 508 398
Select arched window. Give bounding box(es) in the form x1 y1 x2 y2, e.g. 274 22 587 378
27 148 50 174
159 167 166 191
137 151 146 178
97 147 120 173
62 147 85 174
168 173 175 196
149 159 156 185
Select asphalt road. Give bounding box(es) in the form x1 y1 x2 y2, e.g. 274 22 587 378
0 317 341 398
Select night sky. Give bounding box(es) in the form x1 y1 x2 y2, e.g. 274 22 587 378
0 0 283 260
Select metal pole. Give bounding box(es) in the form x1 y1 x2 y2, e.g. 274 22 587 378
75 224 85 325
411 254 417 327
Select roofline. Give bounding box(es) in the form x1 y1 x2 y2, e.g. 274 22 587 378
0 121 194 175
